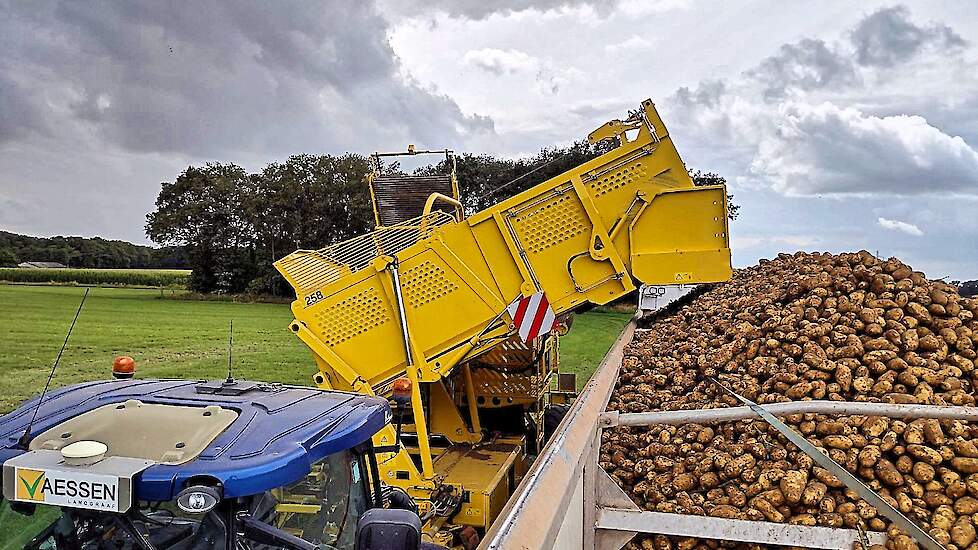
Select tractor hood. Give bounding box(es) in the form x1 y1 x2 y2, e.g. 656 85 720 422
0 379 390 501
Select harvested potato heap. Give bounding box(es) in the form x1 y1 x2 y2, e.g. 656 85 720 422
602 251 978 550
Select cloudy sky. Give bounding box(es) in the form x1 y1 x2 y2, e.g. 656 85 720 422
1 1 977 279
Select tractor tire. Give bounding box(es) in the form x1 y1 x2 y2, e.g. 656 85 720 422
543 403 571 442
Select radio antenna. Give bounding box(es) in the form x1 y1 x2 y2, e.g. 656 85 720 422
225 319 234 384
19 288 89 448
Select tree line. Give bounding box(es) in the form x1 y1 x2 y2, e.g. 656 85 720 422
146 142 739 295
0 231 186 269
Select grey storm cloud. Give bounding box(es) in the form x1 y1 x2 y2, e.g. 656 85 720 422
0 73 44 142
0 0 494 157
742 6 967 100
747 39 859 99
850 5 967 68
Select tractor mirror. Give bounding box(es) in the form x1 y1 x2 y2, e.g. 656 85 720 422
237 513 317 550
355 508 422 550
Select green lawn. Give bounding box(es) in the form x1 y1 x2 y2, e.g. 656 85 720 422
0 285 631 412
0 285 311 412
558 309 634 390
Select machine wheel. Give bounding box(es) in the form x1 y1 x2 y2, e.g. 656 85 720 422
543 403 571 442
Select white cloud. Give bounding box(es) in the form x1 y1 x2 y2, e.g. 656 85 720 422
463 48 538 75
604 35 654 54
878 217 924 236
749 102 978 196
617 0 691 16
379 0 624 20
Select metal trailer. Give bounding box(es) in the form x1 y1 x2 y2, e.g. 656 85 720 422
636 284 696 312
482 313 978 550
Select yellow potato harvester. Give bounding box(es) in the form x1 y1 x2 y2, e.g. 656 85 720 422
274 99 732 544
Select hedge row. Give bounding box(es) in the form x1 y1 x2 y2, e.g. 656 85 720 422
0 268 189 288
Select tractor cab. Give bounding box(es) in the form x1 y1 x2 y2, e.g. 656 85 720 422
0 378 423 550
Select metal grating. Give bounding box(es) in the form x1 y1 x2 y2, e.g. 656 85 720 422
370 174 456 226
275 212 455 295
512 194 589 254
589 161 647 197
470 368 541 399
401 261 458 308
477 336 535 367
313 287 391 346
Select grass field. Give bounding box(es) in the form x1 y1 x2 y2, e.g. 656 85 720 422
0 285 310 412
0 285 631 412
0 267 189 287
559 309 634 389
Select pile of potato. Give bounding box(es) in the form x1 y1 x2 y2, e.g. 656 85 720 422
602 251 978 550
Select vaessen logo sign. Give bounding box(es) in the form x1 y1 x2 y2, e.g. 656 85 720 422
13 467 120 511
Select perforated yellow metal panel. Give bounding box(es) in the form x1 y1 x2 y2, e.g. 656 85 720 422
588 161 648 197
313 286 392 347
512 192 589 255
402 261 458 309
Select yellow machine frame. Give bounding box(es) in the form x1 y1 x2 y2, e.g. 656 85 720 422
274 99 732 538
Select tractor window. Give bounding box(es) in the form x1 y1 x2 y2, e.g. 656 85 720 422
255 450 370 550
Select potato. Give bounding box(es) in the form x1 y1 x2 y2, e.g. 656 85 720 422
955 496 978 515
932 505 957 531
954 439 978 458
813 466 845 488
823 435 853 450
707 504 741 519
816 512 843 527
859 445 882 467
816 420 846 436
673 473 695 492
890 534 920 550
779 470 807 504
966 474 978 498
924 419 947 445
951 516 977 547
698 472 720 489
906 444 944 465
904 421 926 445
863 416 889 438
925 491 953 507
750 497 783 522
948 480 968 499
896 491 913 513
952 458 978 474
896 455 915 474
928 528 953 547
876 458 905 487
912 461 936 483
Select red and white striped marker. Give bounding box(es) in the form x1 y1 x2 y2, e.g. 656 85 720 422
506 291 556 342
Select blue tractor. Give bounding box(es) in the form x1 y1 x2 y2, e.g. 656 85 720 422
0 377 440 550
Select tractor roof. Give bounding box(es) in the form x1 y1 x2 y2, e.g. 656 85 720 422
0 379 390 500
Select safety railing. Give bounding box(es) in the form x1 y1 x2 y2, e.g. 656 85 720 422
274 211 456 295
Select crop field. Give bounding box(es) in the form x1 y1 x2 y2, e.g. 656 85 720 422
0 285 631 413
0 267 189 287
